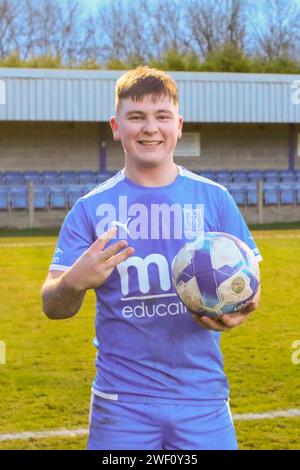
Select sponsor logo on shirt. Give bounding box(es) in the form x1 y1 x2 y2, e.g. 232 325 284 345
116 253 187 319
95 197 204 241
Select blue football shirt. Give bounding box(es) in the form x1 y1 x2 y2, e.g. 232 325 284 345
49 166 262 404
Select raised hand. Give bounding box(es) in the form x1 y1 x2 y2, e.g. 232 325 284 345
63 226 135 292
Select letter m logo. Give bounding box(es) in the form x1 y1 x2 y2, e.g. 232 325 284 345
116 254 171 296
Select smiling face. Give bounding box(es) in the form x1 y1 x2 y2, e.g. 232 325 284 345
110 94 183 171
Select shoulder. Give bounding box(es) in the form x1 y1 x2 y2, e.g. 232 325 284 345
179 166 227 193
82 170 125 202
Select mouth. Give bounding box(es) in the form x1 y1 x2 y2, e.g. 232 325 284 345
137 140 163 147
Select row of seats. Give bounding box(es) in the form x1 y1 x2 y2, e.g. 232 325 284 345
1 169 300 186
200 169 300 184
1 182 300 210
228 183 300 205
0 171 115 186
0 185 94 210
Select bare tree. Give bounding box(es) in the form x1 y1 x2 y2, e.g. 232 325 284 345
146 0 187 59
249 0 300 60
125 0 155 63
0 0 21 58
19 0 84 65
89 0 131 63
183 0 247 58
84 0 155 65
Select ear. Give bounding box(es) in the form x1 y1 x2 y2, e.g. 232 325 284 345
109 116 120 141
177 115 183 139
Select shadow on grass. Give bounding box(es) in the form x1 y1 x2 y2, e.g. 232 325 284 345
0 228 60 237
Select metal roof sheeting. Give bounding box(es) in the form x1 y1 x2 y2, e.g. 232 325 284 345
0 68 299 123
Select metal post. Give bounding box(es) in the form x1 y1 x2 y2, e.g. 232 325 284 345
288 123 296 171
99 140 107 173
28 181 34 229
257 179 264 224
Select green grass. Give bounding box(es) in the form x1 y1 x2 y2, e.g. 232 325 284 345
249 221 300 231
0 230 299 450
0 228 60 237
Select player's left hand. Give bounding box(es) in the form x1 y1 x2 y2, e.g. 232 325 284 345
192 286 261 332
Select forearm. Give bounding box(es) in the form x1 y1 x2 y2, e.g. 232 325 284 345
41 273 86 320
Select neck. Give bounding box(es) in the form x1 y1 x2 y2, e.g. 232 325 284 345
124 161 179 187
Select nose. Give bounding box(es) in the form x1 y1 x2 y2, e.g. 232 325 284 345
141 118 158 135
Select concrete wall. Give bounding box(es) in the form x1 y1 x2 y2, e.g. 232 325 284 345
0 121 299 173
0 122 101 172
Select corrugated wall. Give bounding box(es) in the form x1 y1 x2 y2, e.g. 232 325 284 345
0 68 299 123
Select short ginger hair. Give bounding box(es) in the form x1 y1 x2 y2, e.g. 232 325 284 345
115 66 178 111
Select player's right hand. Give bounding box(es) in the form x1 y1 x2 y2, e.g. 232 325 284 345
62 226 134 292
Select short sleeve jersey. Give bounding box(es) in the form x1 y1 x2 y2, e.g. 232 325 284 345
49 166 262 404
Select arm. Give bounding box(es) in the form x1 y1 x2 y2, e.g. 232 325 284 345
41 270 86 320
41 226 134 320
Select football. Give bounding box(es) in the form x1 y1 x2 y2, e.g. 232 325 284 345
172 232 260 319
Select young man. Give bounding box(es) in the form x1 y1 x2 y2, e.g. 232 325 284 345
41 66 262 450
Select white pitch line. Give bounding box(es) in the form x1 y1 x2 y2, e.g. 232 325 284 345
254 234 300 239
0 428 88 442
233 408 300 421
0 409 300 442
0 242 55 248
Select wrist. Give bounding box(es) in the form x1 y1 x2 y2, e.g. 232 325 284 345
61 268 86 294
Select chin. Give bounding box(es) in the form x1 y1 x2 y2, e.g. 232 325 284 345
136 157 165 168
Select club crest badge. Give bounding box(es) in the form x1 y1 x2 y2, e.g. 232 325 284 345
183 205 204 239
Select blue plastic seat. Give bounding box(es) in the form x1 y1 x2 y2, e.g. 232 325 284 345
229 184 246 205
232 171 248 183
34 187 49 209
60 171 79 184
4 172 24 186
215 171 232 184
248 170 264 183
0 173 5 185
264 171 280 183
295 184 300 203
78 171 97 184
280 171 296 183
68 186 85 208
49 188 67 209
42 172 61 185
24 171 42 185
246 184 258 205
83 184 96 195
0 187 10 209
11 188 28 209
280 183 295 204
264 184 280 205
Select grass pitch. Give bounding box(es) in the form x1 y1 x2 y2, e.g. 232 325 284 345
0 228 299 450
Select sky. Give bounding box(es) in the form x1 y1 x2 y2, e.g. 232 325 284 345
78 0 101 13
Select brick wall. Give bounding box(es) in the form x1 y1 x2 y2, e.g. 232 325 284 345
0 122 101 172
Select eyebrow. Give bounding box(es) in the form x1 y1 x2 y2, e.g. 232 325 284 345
125 109 174 116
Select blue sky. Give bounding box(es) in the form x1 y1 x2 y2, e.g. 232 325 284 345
78 0 101 13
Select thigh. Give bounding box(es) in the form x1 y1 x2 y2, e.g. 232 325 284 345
163 401 238 450
87 394 163 450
